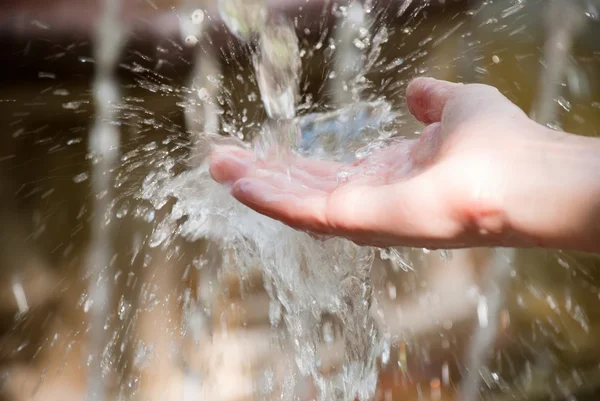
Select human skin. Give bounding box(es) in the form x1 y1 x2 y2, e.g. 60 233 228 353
209 77 600 254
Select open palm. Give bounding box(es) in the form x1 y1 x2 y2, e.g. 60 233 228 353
210 77 545 249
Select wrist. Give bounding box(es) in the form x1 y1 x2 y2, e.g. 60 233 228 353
503 126 600 253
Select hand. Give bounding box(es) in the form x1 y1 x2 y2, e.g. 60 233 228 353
209 78 600 252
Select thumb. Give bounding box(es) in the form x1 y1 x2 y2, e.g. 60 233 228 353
406 77 462 124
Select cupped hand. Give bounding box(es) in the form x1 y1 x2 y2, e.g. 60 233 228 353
209 77 553 249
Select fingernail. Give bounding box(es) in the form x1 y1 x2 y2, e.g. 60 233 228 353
232 178 267 201
234 178 288 203
234 178 255 194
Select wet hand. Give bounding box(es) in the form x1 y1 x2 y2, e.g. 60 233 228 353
209 77 600 251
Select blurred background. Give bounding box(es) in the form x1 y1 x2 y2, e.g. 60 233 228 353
1 0 600 401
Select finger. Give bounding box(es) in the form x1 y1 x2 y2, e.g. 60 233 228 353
209 146 255 184
211 144 344 191
406 77 462 124
230 177 332 235
232 170 456 247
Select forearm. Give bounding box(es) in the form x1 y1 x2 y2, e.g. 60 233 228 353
504 126 600 254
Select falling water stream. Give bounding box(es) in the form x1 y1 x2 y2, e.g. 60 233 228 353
86 0 124 399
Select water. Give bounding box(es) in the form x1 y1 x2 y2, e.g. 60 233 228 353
296 100 398 162
219 0 267 41
255 16 301 122
85 0 125 399
2 1 600 401
532 0 588 127
138 4 385 400
180 3 221 164
330 1 370 106
459 250 513 401
140 164 381 401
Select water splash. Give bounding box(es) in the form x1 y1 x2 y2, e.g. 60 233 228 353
297 100 398 162
134 2 395 401
141 159 382 401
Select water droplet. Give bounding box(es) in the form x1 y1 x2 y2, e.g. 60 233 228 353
63 101 86 110
191 9 205 25
353 38 367 50
143 142 158 152
144 210 155 223
116 204 129 219
53 88 70 96
185 35 199 47
73 172 89 183
557 96 571 112
38 71 56 79
96 190 108 200
198 87 211 101
118 296 130 320
84 298 93 313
